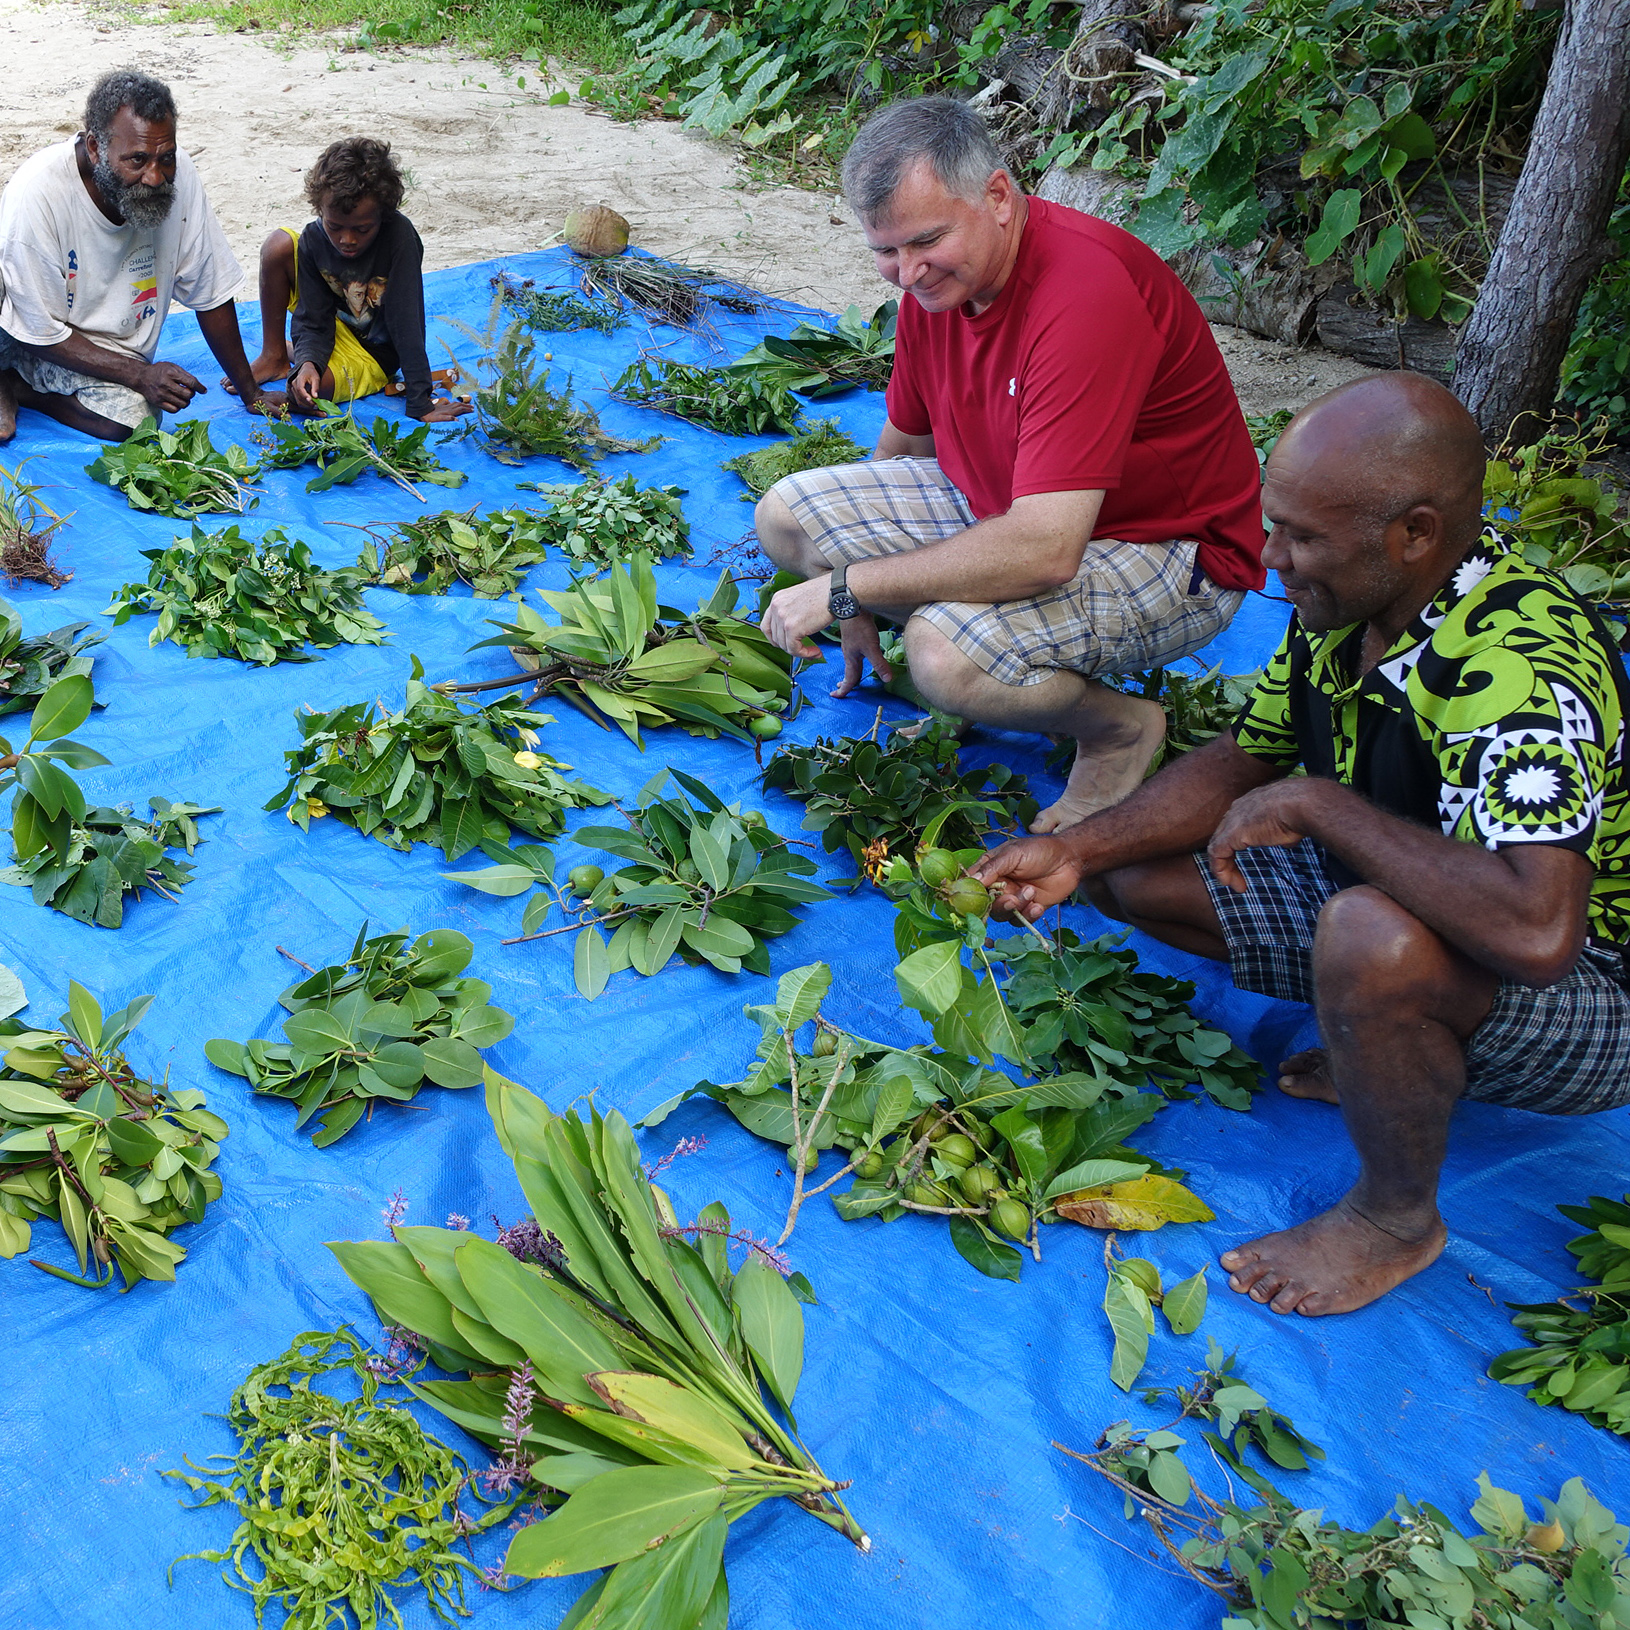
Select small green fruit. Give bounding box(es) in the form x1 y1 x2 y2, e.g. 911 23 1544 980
917 847 959 888
567 865 604 896
943 878 991 919
990 1198 1030 1240
749 714 782 738
854 1149 884 1180
904 1180 945 1207
740 810 768 830
677 860 699 883
935 1133 977 1169
786 1146 819 1173
959 1163 1000 1205
812 1029 838 1058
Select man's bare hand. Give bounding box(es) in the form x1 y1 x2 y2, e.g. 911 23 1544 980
761 574 834 660
289 362 324 414
414 397 474 423
247 389 288 418
140 360 206 414
971 834 1083 922
831 611 894 697
1206 779 1319 892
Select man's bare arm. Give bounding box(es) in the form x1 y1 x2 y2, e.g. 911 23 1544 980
195 300 281 414
1211 777 1593 986
876 418 934 459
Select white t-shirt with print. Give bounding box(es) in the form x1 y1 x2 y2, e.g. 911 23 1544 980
0 140 242 362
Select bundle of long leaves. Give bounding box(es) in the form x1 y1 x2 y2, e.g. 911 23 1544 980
1065 1421 1628 1630
2 795 217 929
0 458 72 587
451 769 834 998
252 402 466 500
1490 1190 1630 1435
266 664 610 860
0 983 227 1288
206 925 514 1146
721 419 869 497
492 269 623 334
516 473 691 571
168 1328 519 1628
644 960 1211 1282
331 1075 866 1625
577 251 766 329
761 719 1037 887
87 417 258 517
106 523 387 665
360 506 551 598
726 301 897 397
442 554 793 749
458 322 660 470
611 358 803 436
0 599 102 716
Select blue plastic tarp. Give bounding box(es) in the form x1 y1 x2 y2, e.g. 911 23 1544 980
0 249 1625 1630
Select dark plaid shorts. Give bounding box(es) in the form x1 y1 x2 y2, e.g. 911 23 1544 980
1197 838 1630 1115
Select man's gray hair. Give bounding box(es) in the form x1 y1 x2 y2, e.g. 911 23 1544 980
842 96 1009 218
84 69 177 148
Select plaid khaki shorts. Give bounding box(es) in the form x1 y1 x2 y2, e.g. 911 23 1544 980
0 329 151 430
1197 837 1630 1115
774 456 1245 687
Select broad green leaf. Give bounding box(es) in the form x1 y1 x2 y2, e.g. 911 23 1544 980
895 939 963 1018
587 1373 752 1469
689 825 730 891
989 1107 1051 1193
419 1037 485 1089
870 1074 913 1144
282 1008 354 1053
26 673 94 745
1042 1158 1149 1203
1162 1268 1208 1336
326 1238 483 1362
773 962 830 1032
1055 1173 1215 1231
0 1078 75 1116
680 915 755 961
503 1465 724 1578
576 925 611 1000
1146 1449 1191 1506
1103 1274 1151 1391
581 1512 728 1630
442 864 539 896
731 1255 803 1410
948 1215 1023 1282
0 1209 31 1257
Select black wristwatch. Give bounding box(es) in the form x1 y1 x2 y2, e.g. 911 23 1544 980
828 563 860 620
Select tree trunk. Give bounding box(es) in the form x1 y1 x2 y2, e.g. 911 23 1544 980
1451 0 1630 440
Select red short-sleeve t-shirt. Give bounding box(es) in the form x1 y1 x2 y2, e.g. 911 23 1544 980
884 197 1266 591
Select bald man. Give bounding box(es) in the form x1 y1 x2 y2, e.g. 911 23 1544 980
974 373 1630 1317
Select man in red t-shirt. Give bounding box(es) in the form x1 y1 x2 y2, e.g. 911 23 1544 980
758 96 1264 828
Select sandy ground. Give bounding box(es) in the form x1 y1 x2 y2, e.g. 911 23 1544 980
0 0 1373 413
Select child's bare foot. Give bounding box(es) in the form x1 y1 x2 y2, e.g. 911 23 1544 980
223 353 290 394
1219 1199 1447 1315
1030 695 1164 831
1278 1048 1338 1103
0 369 17 441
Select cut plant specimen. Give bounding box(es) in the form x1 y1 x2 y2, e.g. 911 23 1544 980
86 417 258 517
265 661 610 860
515 473 691 571
0 982 227 1287
206 924 514 1146
0 458 73 588
726 300 898 396
611 358 804 436
252 401 467 500
437 553 793 748
0 598 102 717
721 419 870 497
330 1073 866 1628
359 506 551 598
491 269 623 334
106 524 387 665
448 768 833 997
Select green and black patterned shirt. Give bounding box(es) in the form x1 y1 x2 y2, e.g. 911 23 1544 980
1234 527 1630 945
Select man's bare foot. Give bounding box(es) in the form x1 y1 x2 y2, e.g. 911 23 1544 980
223 354 290 394
1219 1199 1446 1315
0 369 18 441
1030 695 1165 832
1278 1047 1339 1103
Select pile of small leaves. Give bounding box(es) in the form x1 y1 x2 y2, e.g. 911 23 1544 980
87 417 258 517
0 599 102 717
441 554 792 749
515 473 691 571
491 269 623 334
167 1328 517 1628
333 1077 865 1625
0 982 227 1288
206 925 514 1146
457 321 660 470
611 357 804 436
0 458 72 587
645 956 1217 1283
722 418 869 497
266 662 610 861
252 402 467 500
762 718 1037 887
451 768 833 998
360 506 551 598
2 795 217 929
726 300 897 396
1490 1189 1630 1435
106 523 387 665
1065 1422 1628 1630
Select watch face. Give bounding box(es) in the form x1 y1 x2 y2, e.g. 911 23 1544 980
829 587 860 620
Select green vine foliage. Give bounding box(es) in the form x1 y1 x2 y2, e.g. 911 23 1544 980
106 524 388 664
1560 168 1630 438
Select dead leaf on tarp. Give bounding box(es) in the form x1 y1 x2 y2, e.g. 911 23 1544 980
1056 1174 1215 1231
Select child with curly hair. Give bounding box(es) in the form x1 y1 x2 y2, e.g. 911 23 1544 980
232 137 468 422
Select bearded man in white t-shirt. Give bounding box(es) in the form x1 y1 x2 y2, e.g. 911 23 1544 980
0 68 281 442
